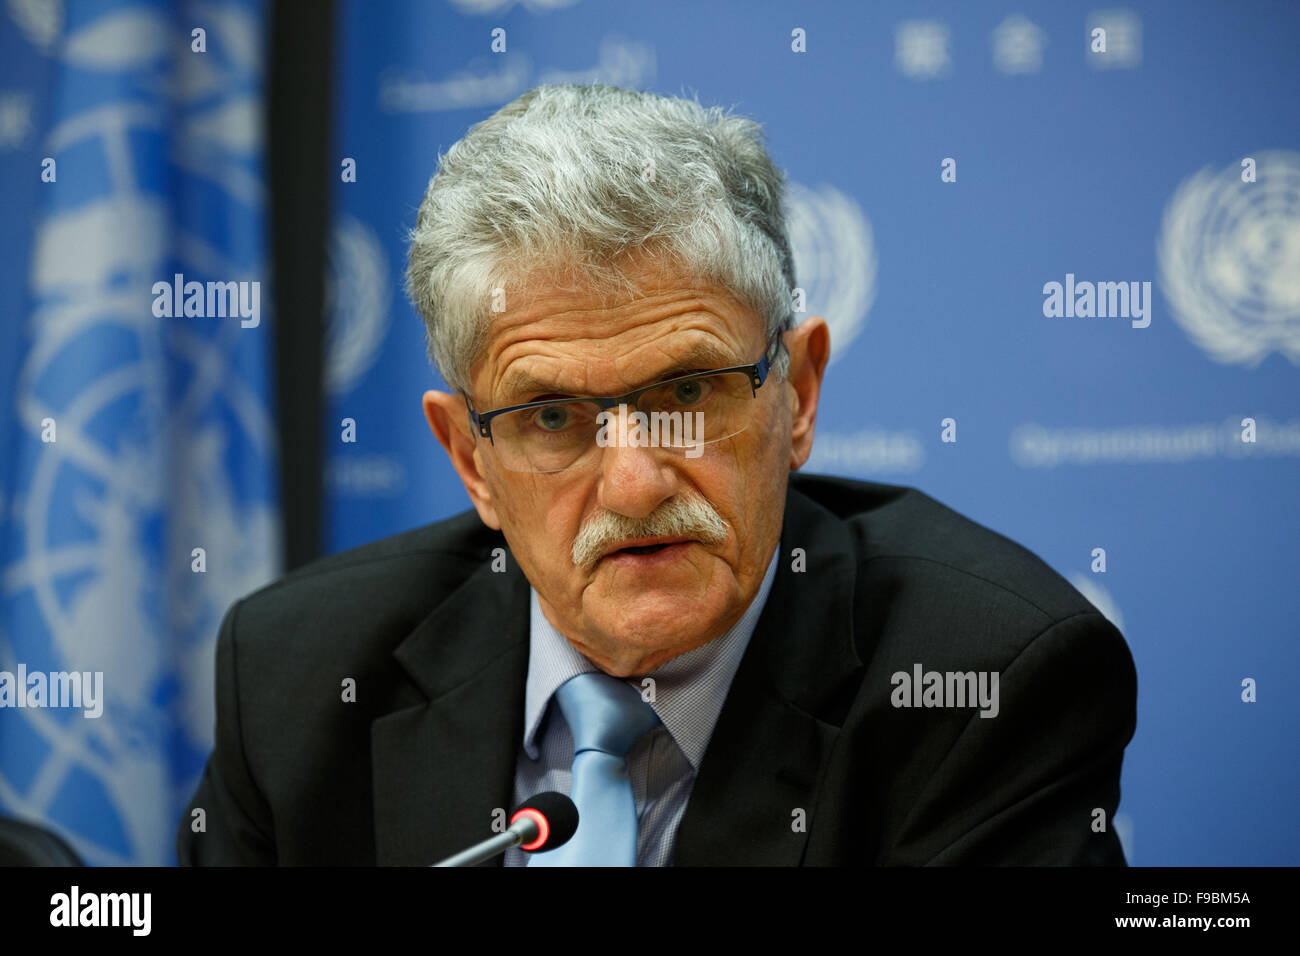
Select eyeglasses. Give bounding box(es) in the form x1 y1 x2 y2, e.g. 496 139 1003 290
463 327 787 473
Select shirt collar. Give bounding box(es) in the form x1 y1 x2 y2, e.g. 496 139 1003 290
522 542 780 770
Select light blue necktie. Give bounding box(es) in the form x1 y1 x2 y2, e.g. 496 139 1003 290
528 672 660 867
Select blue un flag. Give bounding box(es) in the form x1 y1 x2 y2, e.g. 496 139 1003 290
0 0 279 865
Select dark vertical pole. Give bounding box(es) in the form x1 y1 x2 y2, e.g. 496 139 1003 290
268 0 334 570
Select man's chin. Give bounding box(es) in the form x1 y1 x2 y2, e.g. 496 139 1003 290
582 631 711 677
585 572 720 619
581 595 729 665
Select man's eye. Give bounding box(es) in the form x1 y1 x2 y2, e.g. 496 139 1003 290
534 406 572 431
672 379 710 405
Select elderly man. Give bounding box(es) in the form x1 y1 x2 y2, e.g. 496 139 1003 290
178 84 1136 867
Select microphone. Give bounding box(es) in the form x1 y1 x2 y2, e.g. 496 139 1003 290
432 791 578 867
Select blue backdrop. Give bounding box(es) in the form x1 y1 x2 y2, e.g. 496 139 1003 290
323 0 1299 867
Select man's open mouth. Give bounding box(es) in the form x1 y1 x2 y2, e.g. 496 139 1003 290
618 543 672 555
600 539 695 563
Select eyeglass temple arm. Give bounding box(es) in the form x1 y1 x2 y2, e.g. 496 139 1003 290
463 392 493 441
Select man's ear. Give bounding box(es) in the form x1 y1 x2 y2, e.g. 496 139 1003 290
783 316 831 471
422 390 502 530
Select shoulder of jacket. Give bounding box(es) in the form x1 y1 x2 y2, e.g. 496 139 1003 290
789 470 1098 627
226 507 506 642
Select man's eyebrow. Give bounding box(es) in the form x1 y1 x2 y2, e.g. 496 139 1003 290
497 340 744 403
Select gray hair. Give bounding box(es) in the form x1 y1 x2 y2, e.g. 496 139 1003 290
404 83 795 397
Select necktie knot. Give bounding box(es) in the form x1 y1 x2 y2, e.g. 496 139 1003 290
553 671 660 757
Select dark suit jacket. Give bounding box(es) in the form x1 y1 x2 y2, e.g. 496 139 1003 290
176 471 1137 866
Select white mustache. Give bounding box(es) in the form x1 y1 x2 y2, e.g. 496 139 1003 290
571 492 729 570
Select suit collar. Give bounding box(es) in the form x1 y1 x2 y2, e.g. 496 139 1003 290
674 477 863 865
372 553 529 866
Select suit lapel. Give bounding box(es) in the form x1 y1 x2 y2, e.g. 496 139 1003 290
674 479 862 865
372 555 529 866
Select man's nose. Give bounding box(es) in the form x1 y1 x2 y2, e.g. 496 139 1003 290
595 404 679 519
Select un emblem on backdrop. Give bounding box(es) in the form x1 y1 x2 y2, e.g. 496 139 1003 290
1158 150 1300 367
1 2 277 865
325 214 392 396
786 181 877 364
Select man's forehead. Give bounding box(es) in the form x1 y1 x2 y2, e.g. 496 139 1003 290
472 272 764 402
495 335 746 400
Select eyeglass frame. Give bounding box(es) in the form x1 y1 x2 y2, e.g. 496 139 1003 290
462 324 789 448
